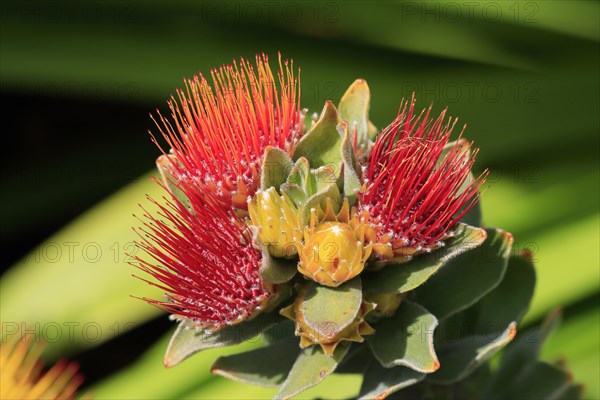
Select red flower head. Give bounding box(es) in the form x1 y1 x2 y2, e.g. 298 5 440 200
358 96 487 260
133 183 272 331
152 53 302 210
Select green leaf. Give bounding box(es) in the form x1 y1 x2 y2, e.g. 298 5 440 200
501 362 576 400
261 146 293 191
275 344 350 399
367 300 440 373
555 385 584 400
428 322 517 384
301 181 341 225
359 364 425 400
364 224 487 293
262 320 296 345
338 79 370 150
541 302 600 400
293 101 342 170
281 157 311 205
281 156 342 226
429 253 536 383
466 253 536 336
413 228 513 320
259 249 298 284
164 312 282 368
338 121 363 205
335 345 371 374
484 310 562 398
301 278 362 339
211 339 300 387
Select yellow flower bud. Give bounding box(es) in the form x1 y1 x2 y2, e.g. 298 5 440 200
298 199 372 287
299 222 370 287
248 188 302 258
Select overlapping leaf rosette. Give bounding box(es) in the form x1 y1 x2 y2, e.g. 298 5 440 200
133 55 581 399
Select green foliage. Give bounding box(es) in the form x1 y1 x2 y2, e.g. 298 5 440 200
275 344 350 399
367 301 439 372
164 312 281 368
211 339 300 388
300 278 363 339
413 228 513 320
363 224 487 293
261 147 294 191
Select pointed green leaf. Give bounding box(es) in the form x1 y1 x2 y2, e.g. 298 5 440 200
293 101 342 170
364 224 487 293
301 182 341 226
484 310 561 398
281 156 342 225
211 339 300 387
413 228 513 320
286 157 312 198
275 344 350 399
280 183 306 207
301 278 362 339
367 300 440 373
428 322 517 384
261 146 293 191
429 253 536 383
359 364 425 400
164 312 282 368
339 79 370 150
338 121 363 205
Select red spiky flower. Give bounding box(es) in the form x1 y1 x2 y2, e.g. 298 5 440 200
152 53 303 210
358 96 488 260
133 182 272 331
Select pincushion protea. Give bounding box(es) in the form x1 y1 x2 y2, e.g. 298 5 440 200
0 337 82 400
152 53 303 210
133 56 579 400
358 96 488 262
133 182 274 331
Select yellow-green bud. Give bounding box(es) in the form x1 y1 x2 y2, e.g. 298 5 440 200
248 188 302 258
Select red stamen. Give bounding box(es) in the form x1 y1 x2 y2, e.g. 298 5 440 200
132 181 269 330
359 95 488 251
151 53 303 210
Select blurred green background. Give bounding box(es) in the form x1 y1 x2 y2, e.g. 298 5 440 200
1 1 598 398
